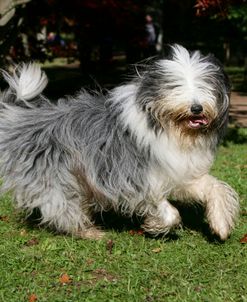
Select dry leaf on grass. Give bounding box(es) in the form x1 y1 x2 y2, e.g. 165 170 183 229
129 229 144 236
240 234 247 243
152 247 162 253
24 238 40 247
28 293 38 302
0 215 9 222
91 269 117 282
106 239 114 253
137 230 144 235
59 273 71 284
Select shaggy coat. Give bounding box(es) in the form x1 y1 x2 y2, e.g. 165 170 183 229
0 45 239 240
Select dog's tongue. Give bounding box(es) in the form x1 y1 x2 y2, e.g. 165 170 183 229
189 116 208 129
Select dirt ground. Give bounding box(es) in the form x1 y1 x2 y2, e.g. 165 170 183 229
230 92 247 127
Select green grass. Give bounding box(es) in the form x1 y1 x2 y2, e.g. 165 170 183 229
0 128 247 302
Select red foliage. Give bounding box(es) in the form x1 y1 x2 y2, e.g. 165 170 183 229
195 0 230 17
194 0 245 17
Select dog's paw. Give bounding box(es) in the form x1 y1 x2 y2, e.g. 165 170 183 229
206 181 239 241
141 201 182 236
157 200 182 228
141 211 181 236
209 218 232 241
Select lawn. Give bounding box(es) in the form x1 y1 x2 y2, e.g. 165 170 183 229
0 128 246 302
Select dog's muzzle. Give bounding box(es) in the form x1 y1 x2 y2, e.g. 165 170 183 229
190 104 203 115
188 104 209 129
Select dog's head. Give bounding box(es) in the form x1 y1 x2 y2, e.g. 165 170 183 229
137 45 230 138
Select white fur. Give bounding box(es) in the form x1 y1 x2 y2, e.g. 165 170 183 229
2 63 48 101
111 84 157 148
158 46 219 109
157 200 181 227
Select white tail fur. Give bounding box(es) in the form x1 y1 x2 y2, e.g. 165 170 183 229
2 63 48 101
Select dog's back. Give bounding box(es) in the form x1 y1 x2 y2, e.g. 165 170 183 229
0 64 149 232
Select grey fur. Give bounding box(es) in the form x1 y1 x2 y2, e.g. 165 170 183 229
0 45 239 239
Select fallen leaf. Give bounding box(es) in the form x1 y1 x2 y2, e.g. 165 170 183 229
106 239 114 254
91 269 117 282
24 238 40 247
129 230 135 236
129 229 144 236
240 234 247 243
59 273 71 284
137 230 144 235
0 215 9 222
28 293 38 302
152 247 162 253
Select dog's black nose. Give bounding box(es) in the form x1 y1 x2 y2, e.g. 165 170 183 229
191 104 203 114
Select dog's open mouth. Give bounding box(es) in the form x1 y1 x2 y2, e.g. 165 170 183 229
188 115 209 129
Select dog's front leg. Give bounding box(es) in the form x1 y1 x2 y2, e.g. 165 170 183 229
172 174 239 240
141 199 182 236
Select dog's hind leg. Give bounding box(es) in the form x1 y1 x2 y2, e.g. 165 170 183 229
141 199 182 236
172 174 239 240
10 170 104 239
38 186 103 239
38 180 105 239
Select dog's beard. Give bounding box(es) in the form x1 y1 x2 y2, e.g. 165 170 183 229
147 100 218 137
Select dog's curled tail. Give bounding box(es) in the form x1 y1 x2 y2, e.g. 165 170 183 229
2 63 48 101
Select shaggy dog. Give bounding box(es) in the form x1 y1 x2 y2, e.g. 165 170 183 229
0 45 239 240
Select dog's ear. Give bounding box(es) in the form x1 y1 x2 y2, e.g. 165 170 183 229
204 54 231 95
205 55 230 140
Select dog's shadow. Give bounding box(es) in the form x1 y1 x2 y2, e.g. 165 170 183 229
94 203 220 242
24 204 220 243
